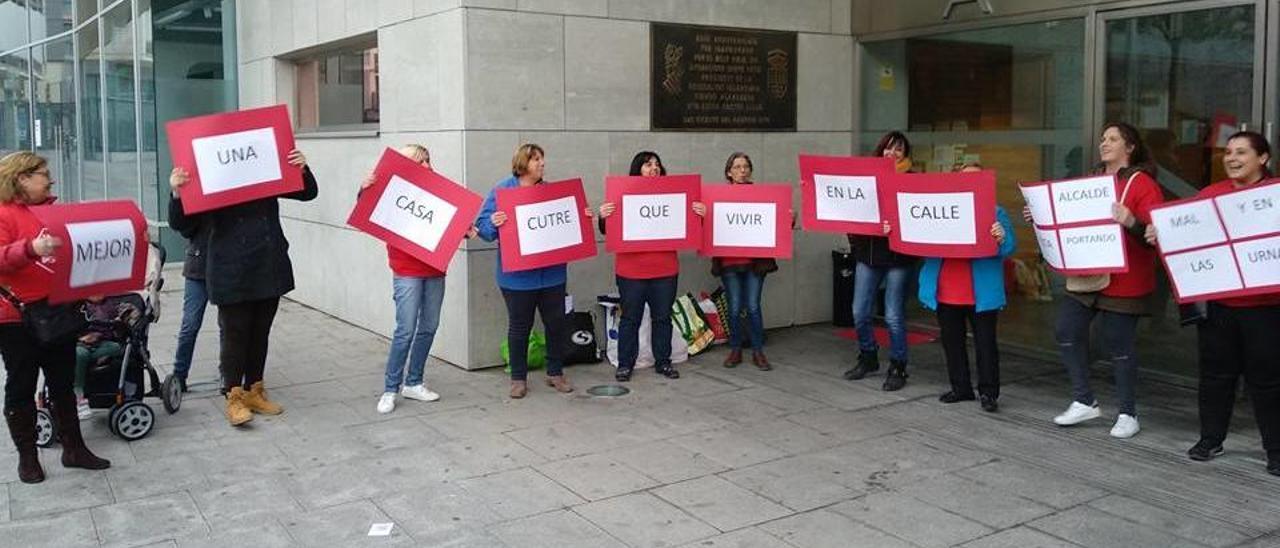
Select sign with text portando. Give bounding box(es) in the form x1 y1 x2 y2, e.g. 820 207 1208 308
1150 181 1280 303
881 171 997 259
1019 174 1130 275
496 179 597 272
165 104 303 214
798 154 895 235
604 174 702 253
346 148 484 273
30 200 148 304
700 183 792 259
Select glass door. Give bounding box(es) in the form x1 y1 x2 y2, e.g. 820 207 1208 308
32 35 80 202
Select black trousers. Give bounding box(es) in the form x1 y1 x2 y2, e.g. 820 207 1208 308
0 324 76 412
500 284 567 382
1197 303 1280 459
936 303 1000 399
218 297 280 392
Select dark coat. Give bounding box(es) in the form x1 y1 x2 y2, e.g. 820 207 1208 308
168 167 319 305
847 234 916 269
170 208 208 281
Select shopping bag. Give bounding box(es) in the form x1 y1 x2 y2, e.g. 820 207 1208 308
501 331 546 373
672 293 715 355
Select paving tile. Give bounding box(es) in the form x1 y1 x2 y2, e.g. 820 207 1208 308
489 509 626 548
105 452 210 502
346 414 444 452
0 508 99 547
268 379 359 409
279 459 387 510
280 499 414 547
958 526 1082 548
273 431 376 469
899 474 1056 529
652 475 791 532
688 390 791 425
758 509 916 548
1029 506 1209 548
676 527 792 548
277 400 367 437
460 467 585 520
191 476 304 524
374 482 504 542
535 452 659 501
435 433 547 478
1230 534 1280 548
6 471 113 520
602 440 730 484
505 414 669 460
176 521 297 548
576 492 719 548
0 483 8 523
93 492 210 547
829 492 992 548
1087 494 1253 547
668 428 789 469
720 455 862 512
957 460 1108 510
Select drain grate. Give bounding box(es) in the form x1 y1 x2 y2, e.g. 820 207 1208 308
586 384 631 397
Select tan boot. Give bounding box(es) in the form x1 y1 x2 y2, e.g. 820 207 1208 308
509 380 528 399
545 375 574 393
243 381 284 415
225 388 253 426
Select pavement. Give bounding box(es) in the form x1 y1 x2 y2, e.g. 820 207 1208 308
1 269 1278 547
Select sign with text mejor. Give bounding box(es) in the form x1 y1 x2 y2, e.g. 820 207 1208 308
798 154 895 235
700 183 792 259
30 200 148 304
1149 181 1280 303
880 171 997 259
165 104 303 214
1019 174 1130 275
346 148 483 273
604 175 702 253
496 179 598 272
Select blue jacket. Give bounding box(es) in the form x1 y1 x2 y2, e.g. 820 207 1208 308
474 175 568 291
918 206 1017 313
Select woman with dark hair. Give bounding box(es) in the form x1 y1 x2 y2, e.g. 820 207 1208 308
1147 131 1279 475
715 152 780 370
1043 122 1163 438
843 131 917 391
596 151 704 381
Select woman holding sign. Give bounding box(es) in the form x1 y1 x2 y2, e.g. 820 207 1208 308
0 151 111 483
1147 131 1280 475
714 152 779 370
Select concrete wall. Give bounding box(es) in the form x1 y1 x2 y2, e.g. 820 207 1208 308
236 0 856 369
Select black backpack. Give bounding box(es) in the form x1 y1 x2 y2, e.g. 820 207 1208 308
564 311 602 365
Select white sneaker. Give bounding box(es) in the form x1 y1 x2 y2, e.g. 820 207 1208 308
401 384 441 402
376 392 397 414
1110 414 1140 439
77 398 92 420
1053 401 1101 426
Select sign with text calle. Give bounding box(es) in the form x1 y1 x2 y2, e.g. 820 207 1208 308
30 200 148 304
881 171 997 258
799 155 894 235
604 175 702 253
165 104 303 214
496 179 598 272
1019 174 1129 275
347 148 484 273
700 183 793 259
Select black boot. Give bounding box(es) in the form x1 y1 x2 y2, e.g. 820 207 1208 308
655 364 680 379
843 350 879 380
50 394 110 470
615 366 633 382
882 360 908 392
4 406 46 483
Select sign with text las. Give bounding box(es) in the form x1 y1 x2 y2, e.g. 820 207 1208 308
651 23 797 131
798 155 895 235
881 171 997 259
700 183 793 259
346 148 484 273
604 175 702 253
30 200 148 304
165 104 303 214
1150 181 1280 303
1019 174 1130 275
496 179 598 272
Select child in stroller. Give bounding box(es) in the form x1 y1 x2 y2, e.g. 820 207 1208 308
73 295 143 418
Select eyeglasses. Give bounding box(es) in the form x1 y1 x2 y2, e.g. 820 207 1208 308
26 169 51 178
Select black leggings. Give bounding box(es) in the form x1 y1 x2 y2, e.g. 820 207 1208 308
218 297 279 392
936 303 1000 399
1 324 75 412
1197 303 1280 458
501 285 567 381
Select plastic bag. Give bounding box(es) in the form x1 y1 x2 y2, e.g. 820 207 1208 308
501 331 546 374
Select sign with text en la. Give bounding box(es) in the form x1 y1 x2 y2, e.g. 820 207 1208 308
799 154 894 235
30 200 148 304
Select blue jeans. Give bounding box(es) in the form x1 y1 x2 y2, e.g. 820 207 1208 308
617 275 678 369
721 270 765 351
172 277 209 380
383 275 446 393
852 262 910 362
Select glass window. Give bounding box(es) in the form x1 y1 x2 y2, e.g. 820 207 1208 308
0 0 30 52
77 15 103 200
1 49 33 156
32 36 79 202
74 0 95 24
295 43 379 131
103 0 135 201
31 0 74 42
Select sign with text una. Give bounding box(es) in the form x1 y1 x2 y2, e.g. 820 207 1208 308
700 183 792 259
30 200 149 304
798 155 894 235
496 179 598 272
604 175 702 253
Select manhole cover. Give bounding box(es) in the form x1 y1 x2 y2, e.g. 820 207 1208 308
586 385 631 397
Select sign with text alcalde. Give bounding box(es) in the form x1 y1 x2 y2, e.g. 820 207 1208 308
346 148 484 273
29 200 148 304
604 174 702 253
496 179 597 272
798 155 895 235
165 104 303 214
1019 174 1129 275
700 183 793 259
1150 181 1280 303
881 171 997 259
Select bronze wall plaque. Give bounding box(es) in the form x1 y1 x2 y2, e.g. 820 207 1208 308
651 23 797 131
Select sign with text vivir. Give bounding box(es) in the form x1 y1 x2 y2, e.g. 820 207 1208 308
604 174 702 253
30 200 148 304
798 154 895 235
700 183 793 259
1019 174 1130 275
881 171 997 259
496 179 597 272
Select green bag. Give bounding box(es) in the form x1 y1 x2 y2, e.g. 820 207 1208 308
502 331 547 374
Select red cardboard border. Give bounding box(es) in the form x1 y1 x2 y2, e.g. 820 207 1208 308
700 183 793 259
30 200 149 304
603 174 702 253
496 179 598 272
798 154 894 235
881 171 997 259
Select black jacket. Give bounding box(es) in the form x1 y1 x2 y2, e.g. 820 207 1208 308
169 167 319 305
172 210 208 280
847 234 916 268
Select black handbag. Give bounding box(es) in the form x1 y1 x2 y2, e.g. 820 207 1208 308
0 286 87 345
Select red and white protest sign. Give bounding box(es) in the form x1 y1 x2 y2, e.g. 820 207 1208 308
30 201 148 304
346 148 484 273
496 179 597 272
166 104 303 214
604 174 702 253
1019 174 1130 275
799 155 894 235
700 183 793 259
880 171 997 259
1150 181 1280 303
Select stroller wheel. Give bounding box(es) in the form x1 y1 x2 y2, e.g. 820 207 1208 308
161 374 182 414
34 408 56 448
112 401 155 441
106 403 122 437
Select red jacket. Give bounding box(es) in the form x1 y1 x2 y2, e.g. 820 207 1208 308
0 200 55 324
387 244 444 278
1102 171 1164 298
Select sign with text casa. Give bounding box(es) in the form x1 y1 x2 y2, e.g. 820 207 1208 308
881 171 997 258
346 148 483 273
700 183 792 259
496 179 597 272
798 154 894 235
165 104 303 214
30 200 148 304
1019 174 1129 275
1149 181 1280 303
604 175 702 253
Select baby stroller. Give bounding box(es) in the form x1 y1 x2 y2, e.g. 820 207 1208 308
34 242 182 445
